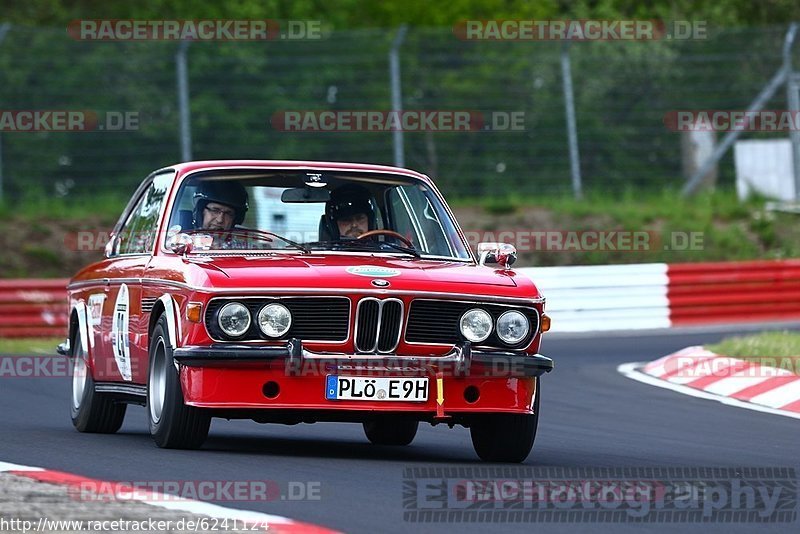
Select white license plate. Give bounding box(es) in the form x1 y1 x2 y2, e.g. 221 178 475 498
325 376 429 402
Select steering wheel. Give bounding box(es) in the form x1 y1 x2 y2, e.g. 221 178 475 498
356 229 414 248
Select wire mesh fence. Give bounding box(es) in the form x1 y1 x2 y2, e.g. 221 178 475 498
0 23 797 201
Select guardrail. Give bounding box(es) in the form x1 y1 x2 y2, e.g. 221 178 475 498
667 260 800 326
516 264 670 332
0 279 68 338
1 259 799 337
522 259 800 332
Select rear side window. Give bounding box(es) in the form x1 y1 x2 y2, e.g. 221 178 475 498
117 173 172 254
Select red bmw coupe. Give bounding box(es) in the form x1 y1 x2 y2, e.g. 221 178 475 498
59 160 553 462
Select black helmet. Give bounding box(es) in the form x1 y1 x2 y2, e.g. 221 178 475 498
192 180 249 227
325 184 376 238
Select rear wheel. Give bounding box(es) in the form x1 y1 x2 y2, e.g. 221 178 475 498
363 419 419 446
470 377 540 462
70 331 126 433
147 314 211 449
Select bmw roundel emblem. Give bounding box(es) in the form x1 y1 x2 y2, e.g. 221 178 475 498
371 279 390 287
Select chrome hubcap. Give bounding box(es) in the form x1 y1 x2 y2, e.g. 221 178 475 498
149 337 167 424
71 341 87 409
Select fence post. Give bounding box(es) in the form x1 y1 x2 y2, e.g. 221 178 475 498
176 40 192 162
682 24 797 197
0 23 11 201
784 24 800 201
560 40 582 199
389 25 408 168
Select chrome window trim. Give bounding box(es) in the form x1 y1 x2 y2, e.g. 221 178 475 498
395 186 430 252
157 166 471 261
159 166 437 256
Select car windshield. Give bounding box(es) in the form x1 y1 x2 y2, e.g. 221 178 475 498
165 170 471 260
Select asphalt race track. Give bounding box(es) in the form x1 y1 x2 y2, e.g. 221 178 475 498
2 328 799 533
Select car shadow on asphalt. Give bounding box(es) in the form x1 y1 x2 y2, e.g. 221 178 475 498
199 433 479 463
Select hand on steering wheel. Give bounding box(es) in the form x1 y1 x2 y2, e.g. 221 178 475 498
356 229 414 248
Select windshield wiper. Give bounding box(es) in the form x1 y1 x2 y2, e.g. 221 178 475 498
239 229 310 254
183 229 310 253
306 239 420 258
379 242 421 258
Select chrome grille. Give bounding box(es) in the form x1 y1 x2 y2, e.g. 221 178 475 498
355 298 403 353
406 299 539 348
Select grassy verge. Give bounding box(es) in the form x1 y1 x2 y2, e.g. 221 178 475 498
451 188 800 265
706 331 800 375
0 337 64 355
0 192 127 221
1 187 799 277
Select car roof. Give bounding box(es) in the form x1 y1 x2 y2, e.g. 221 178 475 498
161 160 432 184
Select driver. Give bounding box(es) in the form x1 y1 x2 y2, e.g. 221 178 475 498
192 180 249 231
325 184 376 239
188 180 256 250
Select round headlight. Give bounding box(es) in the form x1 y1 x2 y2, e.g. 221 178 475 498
217 302 251 337
257 303 292 338
460 308 493 343
496 310 530 345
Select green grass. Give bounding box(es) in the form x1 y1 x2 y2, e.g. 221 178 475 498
472 188 762 222
0 337 63 355
1 187 799 272
452 187 800 265
707 331 800 375
0 191 127 222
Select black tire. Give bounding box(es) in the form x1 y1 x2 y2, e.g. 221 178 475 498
363 419 419 446
470 377 540 462
147 314 211 449
70 331 126 433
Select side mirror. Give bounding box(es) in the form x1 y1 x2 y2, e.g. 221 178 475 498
167 232 194 256
104 234 118 258
477 242 517 270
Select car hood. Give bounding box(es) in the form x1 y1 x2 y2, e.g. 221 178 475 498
186 254 536 298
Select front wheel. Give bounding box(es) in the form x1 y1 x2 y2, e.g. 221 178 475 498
70 331 126 433
147 314 211 449
363 419 419 446
470 377 540 462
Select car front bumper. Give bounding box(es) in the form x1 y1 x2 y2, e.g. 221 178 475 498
173 340 553 417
